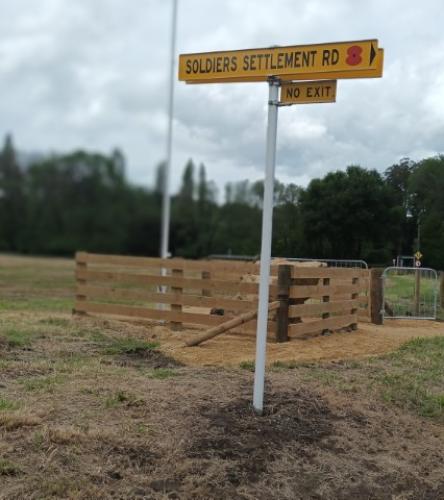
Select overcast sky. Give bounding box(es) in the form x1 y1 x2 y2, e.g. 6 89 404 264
1 0 444 197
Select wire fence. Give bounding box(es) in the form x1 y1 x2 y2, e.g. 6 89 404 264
382 266 438 320
286 258 368 269
208 255 368 269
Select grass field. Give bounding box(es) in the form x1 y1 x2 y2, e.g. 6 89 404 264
1 255 444 499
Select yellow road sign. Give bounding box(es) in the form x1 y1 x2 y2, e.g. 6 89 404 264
280 80 337 104
185 49 384 84
179 39 380 83
415 251 423 260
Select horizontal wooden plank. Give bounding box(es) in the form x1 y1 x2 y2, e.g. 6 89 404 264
209 271 277 282
329 276 369 282
289 284 361 299
328 278 369 288
76 252 263 274
78 252 374 279
291 267 369 279
77 285 257 311
289 299 359 318
75 301 226 326
289 314 356 337
75 269 279 295
75 301 276 333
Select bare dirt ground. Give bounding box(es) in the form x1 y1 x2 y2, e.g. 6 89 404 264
1 254 444 499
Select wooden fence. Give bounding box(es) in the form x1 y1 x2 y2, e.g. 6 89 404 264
74 252 371 341
74 252 276 336
279 265 369 339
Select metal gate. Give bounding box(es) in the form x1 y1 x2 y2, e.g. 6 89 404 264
382 266 438 320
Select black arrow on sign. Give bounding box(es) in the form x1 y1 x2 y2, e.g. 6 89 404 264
369 44 376 65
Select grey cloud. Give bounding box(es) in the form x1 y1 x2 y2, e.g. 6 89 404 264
1 0 444 193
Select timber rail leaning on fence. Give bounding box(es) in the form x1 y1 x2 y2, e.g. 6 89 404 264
74 252 371 341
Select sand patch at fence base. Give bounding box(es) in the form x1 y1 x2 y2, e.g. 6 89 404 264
154 319 444 367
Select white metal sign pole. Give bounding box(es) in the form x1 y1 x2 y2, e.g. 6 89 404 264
160 0 178 260
253 78 280 414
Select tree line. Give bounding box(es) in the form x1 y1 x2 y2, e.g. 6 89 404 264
0 134 442 268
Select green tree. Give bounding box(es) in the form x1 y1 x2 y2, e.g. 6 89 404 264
0 134 24 250
384 158 417 257
172 160 198 257
224 183 233 204
22 150 131 254
8 139 444 269
273 184 303 257
408 156 444 269
197 163 208 208
125 186 161 256
385 158 415 209
232 180 251 205
193 164 218 256
178 159 195 202
211 201 262 256
300 166 400 262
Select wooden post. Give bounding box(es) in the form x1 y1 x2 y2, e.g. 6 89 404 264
202 270 211 297
363 269 371 322
74 251 87 316
171 268 183 331
414 268 421 316
351 276 359 330
275 264 291 342
320 277 330 335
370 268 383 325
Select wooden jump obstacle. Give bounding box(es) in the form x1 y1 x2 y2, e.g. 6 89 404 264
74 252 373 342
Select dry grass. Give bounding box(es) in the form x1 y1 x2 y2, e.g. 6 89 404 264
1 254 444 499
0 412 42 430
